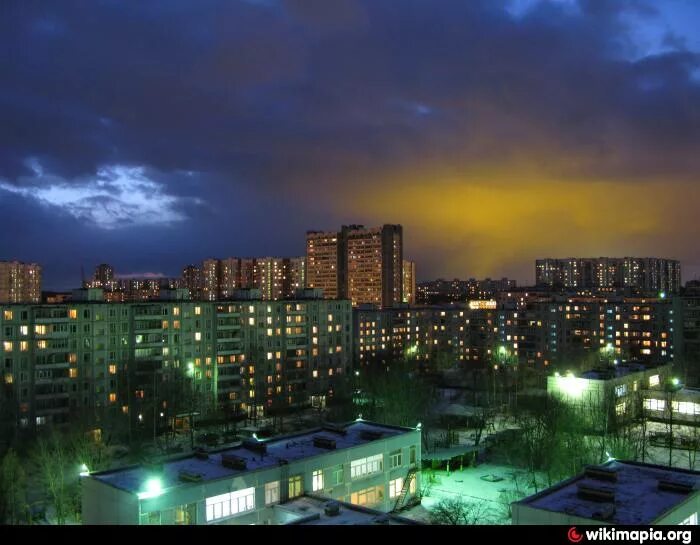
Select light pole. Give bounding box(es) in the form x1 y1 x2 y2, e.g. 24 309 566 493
187 362 195 451
666 377 682 467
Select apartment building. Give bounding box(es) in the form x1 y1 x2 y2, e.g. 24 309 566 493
199 257 306 301
536 258 681 294
0 261 41 304
402 260 416 305
416 277 517 305
306 225 406 308
306 231 345 300
82 420 421 525
0 290 352 435
354 294 678 372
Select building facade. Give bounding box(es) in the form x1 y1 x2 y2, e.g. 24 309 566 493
306 231 345 300
354 294 679 373
82 420 421 525
536 257 681 294
0 261 41 304
0 290 352 436
307 225 405 308
402 261 416 305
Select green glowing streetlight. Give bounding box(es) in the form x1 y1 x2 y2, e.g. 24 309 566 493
186 362 195 377
79 463 90 477
138 477 163 499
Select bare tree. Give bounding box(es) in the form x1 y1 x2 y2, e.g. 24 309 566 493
0 449 28 524
429 497 495 525
34 432 72 524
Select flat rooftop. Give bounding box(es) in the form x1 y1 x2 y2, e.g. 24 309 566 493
579 363 662 380
520 460 700 524
275 495 421 525
91 420 414 495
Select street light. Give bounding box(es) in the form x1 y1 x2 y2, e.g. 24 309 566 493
666 377 683 467
186 362 196 451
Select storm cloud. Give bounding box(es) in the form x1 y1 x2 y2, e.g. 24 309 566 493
1 0 699 288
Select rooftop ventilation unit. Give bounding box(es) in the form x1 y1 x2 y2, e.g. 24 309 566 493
243 439 267 454
313 436 337 450
178 470 203 483
360 430 383 441
576 484 616 503
221 453 247 470
584 466 618 482
324 501 341 517
658 479 694 494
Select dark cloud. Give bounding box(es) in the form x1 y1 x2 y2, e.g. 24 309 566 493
1 0 699 287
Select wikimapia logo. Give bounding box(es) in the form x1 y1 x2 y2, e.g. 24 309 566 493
567 527 693 545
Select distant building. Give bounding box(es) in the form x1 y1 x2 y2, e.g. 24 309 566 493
346 225 403 308
198 257 306 301
535 258 681 295
0 261 41 304
92 264 115 289
513 460 700 525
306 230 344 300
402 261 416 305
82 420 421 525
182 265 202 300
307 224 407 308
416 277 517 305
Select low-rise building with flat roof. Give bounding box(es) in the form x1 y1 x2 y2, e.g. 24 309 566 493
513 460 700 525
82 420 421 525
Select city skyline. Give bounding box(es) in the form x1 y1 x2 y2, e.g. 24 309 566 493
2 1 700 289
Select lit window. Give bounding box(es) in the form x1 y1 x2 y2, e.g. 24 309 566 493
205 488 255 522
194 306 201 316
109 364 117 375
389 477 404 498
265 481 280 505
69 368 78 378
350 454 383 479
109 393 117 403
350 485 384 507
649 375 660 387
312 469 324 492
195 332 201 341
288 475 303 498
3 310 12 320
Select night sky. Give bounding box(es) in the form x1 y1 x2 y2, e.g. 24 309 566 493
2 0 699 290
